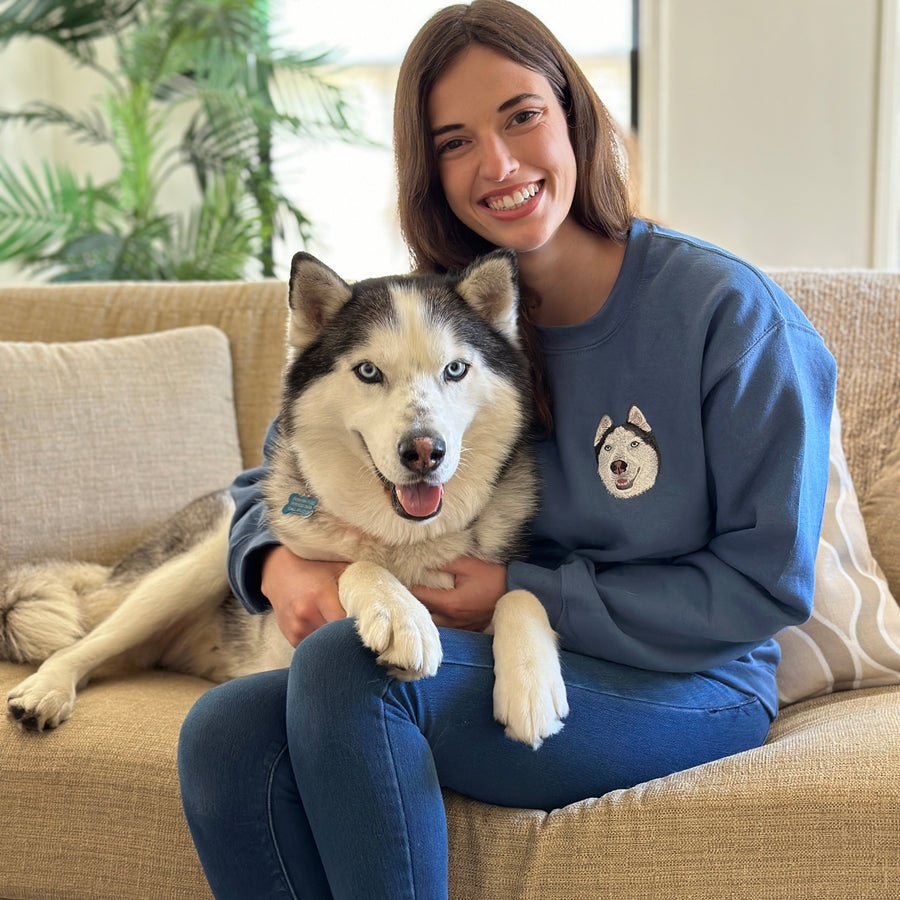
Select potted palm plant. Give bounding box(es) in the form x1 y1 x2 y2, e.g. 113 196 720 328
0 0 361 280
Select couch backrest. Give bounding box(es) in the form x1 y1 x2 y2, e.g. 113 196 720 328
769 270 900 502
2 271 898 499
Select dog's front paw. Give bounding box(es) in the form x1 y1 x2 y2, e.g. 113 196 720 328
341 561 442 680
493 656 568 749
491 590 569 749
7 671 76 732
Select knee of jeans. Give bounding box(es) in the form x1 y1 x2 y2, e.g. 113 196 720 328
290 618 368 684
178 672 289 817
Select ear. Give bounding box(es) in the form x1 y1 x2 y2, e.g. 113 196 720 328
626 405 652 433
287 252 353 351
594 414 613 448
455 249 520 342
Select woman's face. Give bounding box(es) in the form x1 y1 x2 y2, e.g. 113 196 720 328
427 44 578 259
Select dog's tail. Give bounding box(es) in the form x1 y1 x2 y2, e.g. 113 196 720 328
0 560 107 663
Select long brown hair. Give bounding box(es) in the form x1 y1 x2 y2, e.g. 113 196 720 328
394 0 635 431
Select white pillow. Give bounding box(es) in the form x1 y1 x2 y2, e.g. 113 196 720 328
775 405 900 705
0 327 243 566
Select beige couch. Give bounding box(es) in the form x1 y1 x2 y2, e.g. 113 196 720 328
1 270 899 900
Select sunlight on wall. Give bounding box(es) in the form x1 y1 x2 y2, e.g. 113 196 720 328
271 1 633 280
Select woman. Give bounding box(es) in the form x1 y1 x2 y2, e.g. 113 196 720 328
178 2 837 898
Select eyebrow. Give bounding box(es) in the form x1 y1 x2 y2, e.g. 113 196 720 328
430 92 544 138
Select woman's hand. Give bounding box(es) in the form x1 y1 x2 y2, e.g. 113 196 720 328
411 557 508 632
261 545 348 647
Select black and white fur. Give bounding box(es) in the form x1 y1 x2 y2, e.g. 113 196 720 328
1 250 568 747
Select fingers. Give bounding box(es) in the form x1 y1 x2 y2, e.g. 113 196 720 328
261 546 347 646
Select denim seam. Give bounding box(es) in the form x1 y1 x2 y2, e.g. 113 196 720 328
266 743 301 900
563 682 763 714
379 680 418 900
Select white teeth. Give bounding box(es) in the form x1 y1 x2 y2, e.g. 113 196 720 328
488 183 539 211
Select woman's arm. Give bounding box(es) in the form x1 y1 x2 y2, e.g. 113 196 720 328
227 419 346 644
509 320 837 673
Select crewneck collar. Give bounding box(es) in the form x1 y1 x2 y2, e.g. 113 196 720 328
535 218 650 353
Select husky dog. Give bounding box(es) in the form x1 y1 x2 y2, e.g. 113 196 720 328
2 250 568 748
593 405 660 499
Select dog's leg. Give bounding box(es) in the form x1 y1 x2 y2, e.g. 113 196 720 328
7 527 228 731
339 560 443 680
490 590 569 749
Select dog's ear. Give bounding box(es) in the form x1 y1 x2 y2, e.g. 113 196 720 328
287 252 353 350
455 249 519 342
594 414 613 450
626 405 652 433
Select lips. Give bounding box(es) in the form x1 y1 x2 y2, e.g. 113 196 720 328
482 180 543 212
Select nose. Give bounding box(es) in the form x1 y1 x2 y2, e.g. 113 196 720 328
398 434 446 474
479 133 518 182
611 460 627 476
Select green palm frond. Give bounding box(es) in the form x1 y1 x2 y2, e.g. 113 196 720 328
0 159 108 261
0 102 112 145
166 171 261 280
38 216 173 282
0 0 141 63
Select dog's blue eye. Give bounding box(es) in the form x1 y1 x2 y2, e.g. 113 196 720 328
354 362 383 384
444 360 469 382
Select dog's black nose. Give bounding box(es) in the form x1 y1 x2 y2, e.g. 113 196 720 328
611 459 628 476
399 435 446 473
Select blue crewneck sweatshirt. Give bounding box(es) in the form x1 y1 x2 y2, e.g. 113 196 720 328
505 219 836 716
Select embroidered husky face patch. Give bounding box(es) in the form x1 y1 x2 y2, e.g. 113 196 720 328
593 405 660 499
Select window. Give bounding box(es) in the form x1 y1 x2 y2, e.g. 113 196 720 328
271 1 635 280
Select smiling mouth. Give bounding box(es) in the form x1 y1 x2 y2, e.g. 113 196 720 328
390 482 444 520
484 181 543 211
370 462 444 521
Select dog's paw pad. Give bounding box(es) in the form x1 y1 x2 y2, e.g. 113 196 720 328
7 677 75 732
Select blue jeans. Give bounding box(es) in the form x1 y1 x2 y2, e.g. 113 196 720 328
178 618 770 899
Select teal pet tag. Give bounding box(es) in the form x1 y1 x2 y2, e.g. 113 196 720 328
282 493 319 518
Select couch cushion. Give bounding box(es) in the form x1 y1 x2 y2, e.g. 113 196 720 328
0 327 243 566
861 424 900 602
775 405 900 705
0 661 213 900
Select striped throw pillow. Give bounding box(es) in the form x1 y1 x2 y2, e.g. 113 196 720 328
775 404 900 706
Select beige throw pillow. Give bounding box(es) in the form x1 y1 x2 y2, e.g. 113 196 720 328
861 424 900 602
775 405 900 706
1 327 243 566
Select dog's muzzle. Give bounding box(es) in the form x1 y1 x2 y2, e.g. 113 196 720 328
390 433 446 520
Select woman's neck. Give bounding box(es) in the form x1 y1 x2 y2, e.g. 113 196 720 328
517 222 626 327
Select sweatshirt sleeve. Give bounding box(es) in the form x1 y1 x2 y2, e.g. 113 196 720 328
508 319 837 673
227 418 281 613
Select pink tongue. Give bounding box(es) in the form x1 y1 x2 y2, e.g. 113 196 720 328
396 483 444 517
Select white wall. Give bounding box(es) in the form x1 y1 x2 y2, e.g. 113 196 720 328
639 0 895 269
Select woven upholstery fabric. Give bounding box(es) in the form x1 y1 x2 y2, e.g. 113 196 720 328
444 686 900 900
774 405 900 705
0 328 243 566
0 661 213 900
767 270 900 503
0 280 288 469
861 424 900 601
